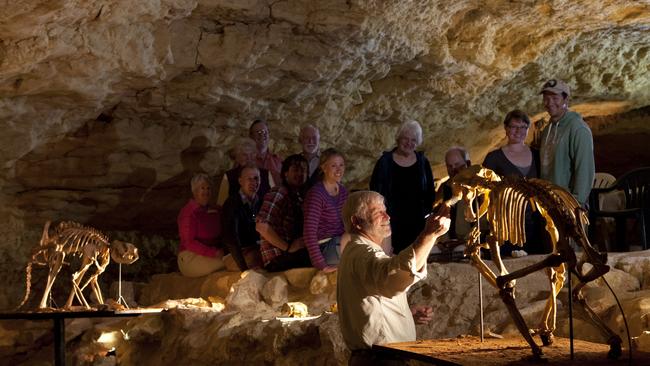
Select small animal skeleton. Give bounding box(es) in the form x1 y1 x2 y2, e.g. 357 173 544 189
444 166 621 360
18 221 139 309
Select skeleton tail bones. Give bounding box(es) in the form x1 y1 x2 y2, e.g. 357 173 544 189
16 262 34 310
16 220 54 310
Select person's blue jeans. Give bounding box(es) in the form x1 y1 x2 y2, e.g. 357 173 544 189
320 236 341 265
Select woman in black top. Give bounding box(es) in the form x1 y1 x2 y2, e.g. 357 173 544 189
483 109 549 255
483 110 539 179
370 120 435 254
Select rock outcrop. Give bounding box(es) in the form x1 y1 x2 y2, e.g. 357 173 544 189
1 0 649 309
4 251 650 365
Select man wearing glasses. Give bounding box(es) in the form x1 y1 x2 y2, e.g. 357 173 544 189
250 118 283 185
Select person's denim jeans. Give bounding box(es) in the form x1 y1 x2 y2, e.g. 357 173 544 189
320 236 341 265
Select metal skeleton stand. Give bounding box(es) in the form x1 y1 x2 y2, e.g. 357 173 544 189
479 270 484 342
568 260 574 360
49 294 58 308
475 199 484 342
116 263 130 308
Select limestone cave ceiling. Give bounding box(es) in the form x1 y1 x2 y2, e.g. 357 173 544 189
0 0 649 235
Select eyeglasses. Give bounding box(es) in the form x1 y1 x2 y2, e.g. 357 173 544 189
254 129 268 136
507 125 529 131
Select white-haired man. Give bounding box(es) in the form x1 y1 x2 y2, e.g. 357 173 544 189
337 191 450 365
298 124 321 180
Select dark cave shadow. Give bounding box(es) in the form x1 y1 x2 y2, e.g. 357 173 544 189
91 135 215 284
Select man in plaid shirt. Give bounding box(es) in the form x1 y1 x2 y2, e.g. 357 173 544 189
256 154 312 271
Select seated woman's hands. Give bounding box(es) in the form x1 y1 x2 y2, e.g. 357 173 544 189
322 265 337 273
288 238 305 253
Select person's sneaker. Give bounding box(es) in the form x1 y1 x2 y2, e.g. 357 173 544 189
511 250 528 258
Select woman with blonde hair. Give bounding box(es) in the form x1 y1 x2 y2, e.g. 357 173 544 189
177 173 225 277
303 148 348 272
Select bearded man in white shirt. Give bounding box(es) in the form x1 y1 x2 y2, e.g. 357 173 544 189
337 190 450 365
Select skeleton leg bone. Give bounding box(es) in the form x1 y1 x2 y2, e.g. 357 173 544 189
65 256 94 308
470 253 498 288
78 273 102 304
499 286 544 359
78 273 105 305
487 234 516 293
90 276 104 304
467 232 498 288
470 240 543 358
537 264 565 346
575 261 610 283
574 208 608 262
572 283 623 359
89 255 110 305
496 253 565 289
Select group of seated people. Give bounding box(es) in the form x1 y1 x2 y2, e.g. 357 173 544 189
177 111 548 277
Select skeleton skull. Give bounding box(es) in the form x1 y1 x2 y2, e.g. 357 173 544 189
110 240 139 264
450 165 501 222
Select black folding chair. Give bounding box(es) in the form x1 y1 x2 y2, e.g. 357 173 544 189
589 167 650 251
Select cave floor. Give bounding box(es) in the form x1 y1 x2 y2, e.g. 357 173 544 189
377 335 648 365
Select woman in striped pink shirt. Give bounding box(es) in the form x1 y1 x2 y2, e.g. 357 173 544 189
303 148 349 272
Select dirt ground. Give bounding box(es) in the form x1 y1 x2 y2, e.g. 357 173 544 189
375 336 650 365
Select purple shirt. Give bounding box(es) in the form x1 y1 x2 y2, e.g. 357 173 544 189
303 181 348 269
177 199 223 258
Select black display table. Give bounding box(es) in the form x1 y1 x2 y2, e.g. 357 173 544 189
0 308 163 366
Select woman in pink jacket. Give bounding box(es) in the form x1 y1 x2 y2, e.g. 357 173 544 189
177 173 225 277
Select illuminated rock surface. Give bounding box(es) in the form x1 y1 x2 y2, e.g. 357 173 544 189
4 251 650 365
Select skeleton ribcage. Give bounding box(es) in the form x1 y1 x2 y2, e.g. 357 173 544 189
527 178 588 226
489 185 529 245
52 221 110 255
486 178 587 246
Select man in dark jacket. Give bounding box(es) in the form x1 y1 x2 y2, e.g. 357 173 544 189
222 164 263 271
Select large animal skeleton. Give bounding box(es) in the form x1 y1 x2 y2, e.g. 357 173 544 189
446 165 622 360
18 221 139 310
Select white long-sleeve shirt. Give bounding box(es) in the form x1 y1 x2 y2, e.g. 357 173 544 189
337 234 426 350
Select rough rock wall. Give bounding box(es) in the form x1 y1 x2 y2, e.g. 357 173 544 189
1 0 649 308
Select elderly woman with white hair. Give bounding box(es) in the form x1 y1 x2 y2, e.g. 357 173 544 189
369 120 435 254
177 173 225 277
